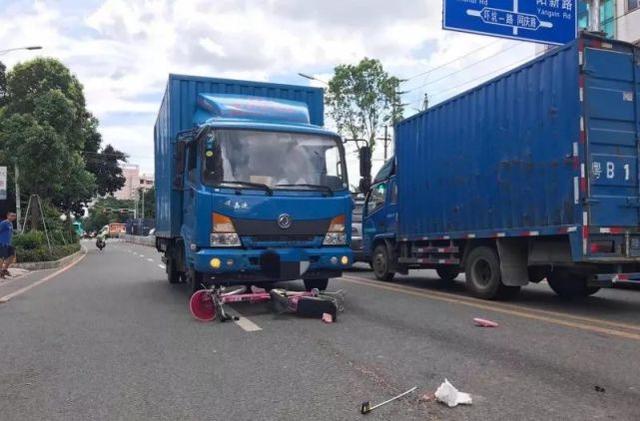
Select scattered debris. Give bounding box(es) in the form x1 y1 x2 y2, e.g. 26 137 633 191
594 385 606 393
322 313 333 323
435 379 472 408
473 318 499 328
360 386 418 415
420 392 436 403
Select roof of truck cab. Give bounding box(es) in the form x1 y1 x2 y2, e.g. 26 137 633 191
198 119 339 138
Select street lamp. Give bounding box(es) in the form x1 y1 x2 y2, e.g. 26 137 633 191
1 45 43 231
0 46 43 55
297 73 329 86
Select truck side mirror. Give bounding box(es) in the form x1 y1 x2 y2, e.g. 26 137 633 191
173 142 185 190
359 146 372 178
359 146 372 193
359 177 371 194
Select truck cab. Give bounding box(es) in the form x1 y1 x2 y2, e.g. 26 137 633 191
362 158 399 279
155 78 352 292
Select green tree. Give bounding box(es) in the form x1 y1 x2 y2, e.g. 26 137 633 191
326 58 404 150
0 60 6 106
83 115 127 196
0 58 126 216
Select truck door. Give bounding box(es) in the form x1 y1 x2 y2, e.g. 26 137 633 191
363 181 388 255
583 43 640 228
182 139 198 240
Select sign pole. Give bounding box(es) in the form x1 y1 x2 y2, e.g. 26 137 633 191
15 163 21 231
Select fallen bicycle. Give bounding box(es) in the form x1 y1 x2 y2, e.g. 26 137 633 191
189 285 345 323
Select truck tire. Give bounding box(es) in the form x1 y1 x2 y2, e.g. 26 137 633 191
436 267 460 285
304 278 329 291
464 246 520 300
546 270 600 299
188 268 205 294
372 244 395 282
166 257 180 284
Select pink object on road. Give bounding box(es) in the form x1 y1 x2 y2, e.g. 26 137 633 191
322 313 333 323
473 318 499 328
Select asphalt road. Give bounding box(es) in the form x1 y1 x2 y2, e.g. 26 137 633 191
1 240 639 420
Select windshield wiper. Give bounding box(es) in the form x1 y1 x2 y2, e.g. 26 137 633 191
276 184 334 196
219 181 273 196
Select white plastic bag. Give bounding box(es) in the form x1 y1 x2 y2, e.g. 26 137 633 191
435 379 473 408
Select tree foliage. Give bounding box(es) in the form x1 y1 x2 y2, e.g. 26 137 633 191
326 58 404 149
0 58 127 217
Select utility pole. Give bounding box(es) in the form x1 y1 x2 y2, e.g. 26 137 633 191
588 0 601 32
383 125 389 161
141 188 145 220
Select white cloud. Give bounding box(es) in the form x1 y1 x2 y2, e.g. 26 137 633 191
0 0 538 174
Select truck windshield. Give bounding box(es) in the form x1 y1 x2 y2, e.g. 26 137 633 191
202 129 347 191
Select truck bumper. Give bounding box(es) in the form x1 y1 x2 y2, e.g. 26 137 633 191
589 272 640 288
191 247 353 283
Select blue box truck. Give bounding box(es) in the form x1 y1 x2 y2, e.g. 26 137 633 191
154 75 353 292
363 33 640 300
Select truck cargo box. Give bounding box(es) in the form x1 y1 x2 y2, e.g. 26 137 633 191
395 33 640 251
154 75 325 238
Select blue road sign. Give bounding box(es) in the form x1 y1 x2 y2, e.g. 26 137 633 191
443 0 577 45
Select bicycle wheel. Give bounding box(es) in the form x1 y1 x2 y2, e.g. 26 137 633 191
189 290 216 322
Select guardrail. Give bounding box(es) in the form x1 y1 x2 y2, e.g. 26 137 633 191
121 234 155 247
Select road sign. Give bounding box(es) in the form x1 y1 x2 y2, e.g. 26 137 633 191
443 0 577 45
0 166 6 200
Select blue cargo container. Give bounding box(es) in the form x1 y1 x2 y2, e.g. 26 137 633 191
363 33 640 299
154 74 352 292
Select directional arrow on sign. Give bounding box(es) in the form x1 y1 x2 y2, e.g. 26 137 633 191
467 7 553 32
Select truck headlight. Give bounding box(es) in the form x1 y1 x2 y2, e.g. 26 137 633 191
211 213 241 247
210 233 241 247
323 215 347 246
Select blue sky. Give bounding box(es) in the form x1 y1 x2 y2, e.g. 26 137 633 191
0 0 537 175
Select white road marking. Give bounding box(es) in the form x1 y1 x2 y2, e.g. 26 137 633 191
158 264 166 270
0 253 86 303
147 258 154 262
139 255 145 258
234 316 262 332
224 308 262 332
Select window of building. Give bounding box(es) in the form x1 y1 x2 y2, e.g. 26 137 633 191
628 0 640 12
578 0 616 38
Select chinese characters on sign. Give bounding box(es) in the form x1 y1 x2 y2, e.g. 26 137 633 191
444 0 577 45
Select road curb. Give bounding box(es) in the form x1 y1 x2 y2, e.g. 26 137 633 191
13 247 85 271
0 246 87 304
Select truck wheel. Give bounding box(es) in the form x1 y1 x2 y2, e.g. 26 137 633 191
372 244 395 282
166 258 180 284
546 270 599 299
188 268 205 294
304 278 328 291
436 267 460 285
464 246 519 300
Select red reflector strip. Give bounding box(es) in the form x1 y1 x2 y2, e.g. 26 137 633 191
618 274 630 281
579 178 587 192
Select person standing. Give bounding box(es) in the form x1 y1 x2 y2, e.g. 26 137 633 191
0 212 17 278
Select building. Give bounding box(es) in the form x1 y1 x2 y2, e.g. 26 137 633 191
579 0 640 43
113 164 154 201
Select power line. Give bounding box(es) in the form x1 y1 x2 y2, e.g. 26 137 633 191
427 53 540 104
403 41 513 81
404 43 524 93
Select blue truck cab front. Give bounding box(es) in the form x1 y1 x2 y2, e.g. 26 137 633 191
154 75 352 291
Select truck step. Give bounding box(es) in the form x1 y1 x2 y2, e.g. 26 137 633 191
414 246 459 254
399 257 460 265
